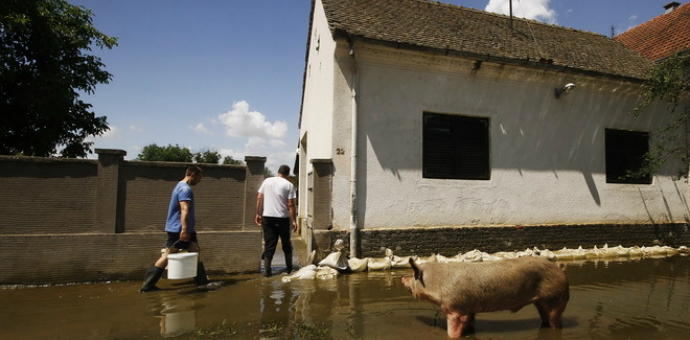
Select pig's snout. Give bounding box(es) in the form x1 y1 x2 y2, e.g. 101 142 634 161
401 276 412 289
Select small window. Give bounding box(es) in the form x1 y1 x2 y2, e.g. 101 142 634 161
423 112 490 180
605 129 651 184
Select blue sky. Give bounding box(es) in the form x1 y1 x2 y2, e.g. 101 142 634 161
71 0 675 172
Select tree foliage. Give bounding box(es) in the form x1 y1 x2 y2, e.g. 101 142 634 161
136 144 194 163
631 51 690 180
194 149 221 164
136 144 248 166
0 0 118 157
222 156 243 165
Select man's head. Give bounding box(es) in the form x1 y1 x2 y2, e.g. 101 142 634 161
186 165 204 185
277 165 290 177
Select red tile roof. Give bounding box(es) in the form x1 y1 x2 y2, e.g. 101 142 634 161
614 2 690 61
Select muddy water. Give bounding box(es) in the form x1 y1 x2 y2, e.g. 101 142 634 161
1 256 689 339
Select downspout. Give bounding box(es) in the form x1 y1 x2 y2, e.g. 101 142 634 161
348 39 361 258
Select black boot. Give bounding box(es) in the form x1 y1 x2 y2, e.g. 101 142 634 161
284 251 293 273
195 261 210 286
140 265 164 292
263 256 272 277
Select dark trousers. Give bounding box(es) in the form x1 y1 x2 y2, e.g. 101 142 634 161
261 216 292 260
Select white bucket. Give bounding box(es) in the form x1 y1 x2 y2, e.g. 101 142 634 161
167 252 198 279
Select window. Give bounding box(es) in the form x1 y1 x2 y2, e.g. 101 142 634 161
423 112 490 180
605 129 651 184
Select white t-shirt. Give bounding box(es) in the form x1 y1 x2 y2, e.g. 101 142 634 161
258 176 296 218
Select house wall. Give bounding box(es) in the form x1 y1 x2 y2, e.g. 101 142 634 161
298 0 339 233
0 151 264 284
323 42 689 231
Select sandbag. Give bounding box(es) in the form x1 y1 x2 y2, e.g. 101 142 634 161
318 251 350 272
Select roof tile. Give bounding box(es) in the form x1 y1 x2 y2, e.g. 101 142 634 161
614 2 690 61
321 0 653 79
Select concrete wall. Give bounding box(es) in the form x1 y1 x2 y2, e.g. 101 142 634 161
0 150 265 284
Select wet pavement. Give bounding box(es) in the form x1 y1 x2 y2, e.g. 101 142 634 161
1 255 688 339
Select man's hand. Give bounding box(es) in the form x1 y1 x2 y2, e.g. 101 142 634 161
180 229 190 241
292 221 298 233
255 215 262 226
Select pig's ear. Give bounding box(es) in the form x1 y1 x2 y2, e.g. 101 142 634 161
410 258 425 287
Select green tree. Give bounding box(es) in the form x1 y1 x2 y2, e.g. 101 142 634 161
264 167 275 177
194 149 221 164
0 0 118 157
631 51 690 180
136 144 194 162
222 156 244 165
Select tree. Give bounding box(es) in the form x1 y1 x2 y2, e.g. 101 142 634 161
0 0 118 157
194 149 221 164
631 51 690 180
264 167 275 177
222 156 244 165
136 144 194 162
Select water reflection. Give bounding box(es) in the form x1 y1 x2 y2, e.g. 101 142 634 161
158 294 196 337
0 256 687 339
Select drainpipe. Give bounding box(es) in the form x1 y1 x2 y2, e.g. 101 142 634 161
348 39 361 258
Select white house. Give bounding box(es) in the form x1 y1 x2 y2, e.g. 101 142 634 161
297 0 689 257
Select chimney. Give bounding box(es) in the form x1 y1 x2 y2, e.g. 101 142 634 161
664 2 680 14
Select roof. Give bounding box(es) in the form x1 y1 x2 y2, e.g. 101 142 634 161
614 2 690 61
319 0 653 80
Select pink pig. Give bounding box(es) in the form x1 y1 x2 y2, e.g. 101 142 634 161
401 256 569 338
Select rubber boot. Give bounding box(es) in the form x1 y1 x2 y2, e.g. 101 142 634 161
263 257 272 277
284 251 293 274
140 265 164 292
195 261 210 286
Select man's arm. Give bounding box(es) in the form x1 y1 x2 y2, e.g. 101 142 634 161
288 198 297 232
255 193 264 226
179 200 190 241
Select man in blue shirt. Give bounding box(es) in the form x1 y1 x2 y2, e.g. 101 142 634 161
140 165 209 292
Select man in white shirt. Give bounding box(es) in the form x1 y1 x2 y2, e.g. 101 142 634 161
255 164 298 277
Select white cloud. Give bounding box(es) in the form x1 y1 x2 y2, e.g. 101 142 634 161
270 139 287 148
129 124 143 133
485 0 557 24
211 100 296 171
99 125 120 140
190 122 214 135
218 100 288 139
245 136 268 154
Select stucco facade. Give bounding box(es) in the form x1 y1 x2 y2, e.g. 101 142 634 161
298 0 689 256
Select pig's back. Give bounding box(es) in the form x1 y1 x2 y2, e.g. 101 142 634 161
423 257 567 313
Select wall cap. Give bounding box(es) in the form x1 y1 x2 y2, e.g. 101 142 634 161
95 149 127 156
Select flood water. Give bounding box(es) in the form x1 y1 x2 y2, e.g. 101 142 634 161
1 255 689 339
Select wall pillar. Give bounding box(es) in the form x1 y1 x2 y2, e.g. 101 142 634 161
306 159 336 257
94 149 127 233
244 156 267 229
310 159 334 231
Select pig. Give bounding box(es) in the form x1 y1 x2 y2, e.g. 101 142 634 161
401 256 569 338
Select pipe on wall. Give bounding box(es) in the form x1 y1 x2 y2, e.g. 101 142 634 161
348 39 361 258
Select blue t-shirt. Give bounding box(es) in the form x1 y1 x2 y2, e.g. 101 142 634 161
165 181 195 233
